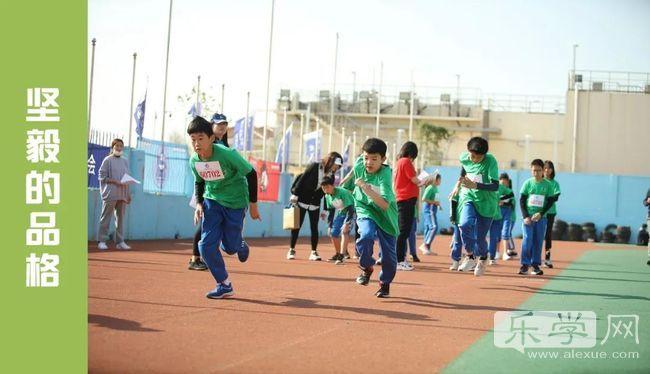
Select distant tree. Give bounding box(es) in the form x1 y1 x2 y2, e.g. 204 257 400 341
420 123 452 165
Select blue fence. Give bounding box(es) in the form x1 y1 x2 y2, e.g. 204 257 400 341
136 137 193 196
422 166 649 243
88 149 650 244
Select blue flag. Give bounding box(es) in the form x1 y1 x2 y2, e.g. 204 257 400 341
233 116 254 151
187 101 202 117
275 123 293 166
134 94 146 138
303 129 322 163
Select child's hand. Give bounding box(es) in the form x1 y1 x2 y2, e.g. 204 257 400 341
524 217 532 225
354 178 366 188
531 212 541 222
320 212 328 221
194 204 204 225
460 177 477 190
126 195 132 204
249 202 261 220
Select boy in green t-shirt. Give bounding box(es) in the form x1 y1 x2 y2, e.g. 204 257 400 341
450 137 499 277
321 176 356 265
420 174 442 255
487 182 515 264
345 138 398 298
187 116 261 299
518 159 558 276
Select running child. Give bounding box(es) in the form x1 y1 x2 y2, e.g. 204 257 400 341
420 173 442 256
343 138 398 298
448 188 464 270
187 116 261 299
321 176 356 264
487 175 515 265
451 137 499 277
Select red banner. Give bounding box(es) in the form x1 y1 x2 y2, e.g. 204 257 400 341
249 158 280 202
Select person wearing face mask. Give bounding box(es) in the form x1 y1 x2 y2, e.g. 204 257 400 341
97 138 132 250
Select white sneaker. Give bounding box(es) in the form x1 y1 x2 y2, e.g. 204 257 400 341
449 260 460 271
116 242 131 250
397 261 414 271
489 259 497 266
495 250 500 259
98 242 108 250
502 251 511 261
309 251 322 261
286 248 296 260
474 259 487 276
458 257 477 272
419 244 431 255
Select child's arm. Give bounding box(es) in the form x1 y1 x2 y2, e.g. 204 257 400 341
355 178 389 211
245 168 261 220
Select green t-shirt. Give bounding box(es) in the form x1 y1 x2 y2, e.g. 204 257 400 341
458 152 499 218
494 184 513 220
545 178 561 215
422 185 438 202
325 187 355 214
350 156 398 237
190 144 253 209
519 177 554 216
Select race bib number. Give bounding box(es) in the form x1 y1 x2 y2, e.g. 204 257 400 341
528 194 545 208
332 198 344 210
466 173 483 184
195 161 225 181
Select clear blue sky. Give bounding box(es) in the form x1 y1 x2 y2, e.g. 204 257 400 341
89 0 650 141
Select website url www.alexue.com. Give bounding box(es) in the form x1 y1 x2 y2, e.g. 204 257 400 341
527 350 640 360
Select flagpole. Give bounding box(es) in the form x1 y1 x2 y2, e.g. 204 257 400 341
375 61 383 137
299 113 304 167
316 117 320 160
329 32 339 153
160 0 173 142
263 0 276 161
220 83 225 113
282 107 287 169
88 38 97 138
408 70 414 141
196 75 201 112
244 91 250 159
339 126 345 181
127 52 137 148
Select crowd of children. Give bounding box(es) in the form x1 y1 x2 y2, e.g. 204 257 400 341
177 112 563 300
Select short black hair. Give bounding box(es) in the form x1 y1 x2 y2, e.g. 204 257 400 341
398 141 418 159
320 176 335 186
544 160 556 179
499 172 510 180
362 138 387 157
435 173 442 181
467 137 489 155
187 116 213 136
531 159 544 168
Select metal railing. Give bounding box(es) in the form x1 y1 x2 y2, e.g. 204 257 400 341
570 70 650 93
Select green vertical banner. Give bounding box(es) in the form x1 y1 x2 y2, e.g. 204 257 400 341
0 1 87 372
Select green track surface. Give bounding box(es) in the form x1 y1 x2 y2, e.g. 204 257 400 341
444 249 650 373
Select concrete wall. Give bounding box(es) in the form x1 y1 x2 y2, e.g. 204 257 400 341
564 90 650 176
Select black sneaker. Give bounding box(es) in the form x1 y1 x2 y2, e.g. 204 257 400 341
518 265 529 275
411 255 421 263
327 254 340 262
188 258 208 271
508 250 518 257
356 266 373 286
531 265 544 276
375 283 390 298
343 251 351 260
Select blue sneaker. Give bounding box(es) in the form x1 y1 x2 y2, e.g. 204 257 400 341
238 241 250 263
206 283 234 299
220 242 237 255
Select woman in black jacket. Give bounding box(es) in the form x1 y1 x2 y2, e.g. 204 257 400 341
287 151 343 260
